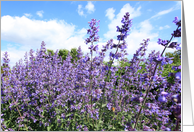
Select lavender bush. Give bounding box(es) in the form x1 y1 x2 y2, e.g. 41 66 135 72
1 12 181 131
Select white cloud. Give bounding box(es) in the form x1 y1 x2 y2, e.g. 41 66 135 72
124 20 178 59
159 27 163 30
174 1 181 10
1 45 27 67
135 2 140 5
71 1 76 4
103 3 179 61
1 15 90 68
85 1 95 14
159 25 170 30
105 8 115 20
24 13 32 18
104 3 141 40
78 5 85 16
104 4 158 59
77 2 95 17
150 2 181 20
124 20 159 56
36 10 44 18
150 8 173 19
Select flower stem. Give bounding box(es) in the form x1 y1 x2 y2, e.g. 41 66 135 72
10 94 28 131
1 126 5 131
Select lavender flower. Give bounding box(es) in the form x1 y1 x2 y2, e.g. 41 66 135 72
1 12 181 131
172 94 181 103
158 96 167 103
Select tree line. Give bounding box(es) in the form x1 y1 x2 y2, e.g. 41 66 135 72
1 47 181 77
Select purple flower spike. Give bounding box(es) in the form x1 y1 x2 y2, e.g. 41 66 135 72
172 28 181 38
93 45 99 52
173 17 179 24
116 26 121 32
173 17 181 27
153 54 163 64
2 52 10 64
116 12 132 41
157 38 169 46
168 42 178 49
0 13 181 131
157 55 163 61
85 19 100 45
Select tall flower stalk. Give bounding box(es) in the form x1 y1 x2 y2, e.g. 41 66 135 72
85 18 100 128
133 17 181 129
99 12 132 121
1 13 181 131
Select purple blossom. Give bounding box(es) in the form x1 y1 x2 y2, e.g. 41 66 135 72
175 72 181 80
157 38 169 46
172 28 181 38
83 126 88 131
85 19 100 45
173 17 179 24
173 17 181 27
158 96 167 103
0 12 181 131
161 91 168 97
165 128 171 131
107 103 112 110
168 42 180 49
116 12 132 41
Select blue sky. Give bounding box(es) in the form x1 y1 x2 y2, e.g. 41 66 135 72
1 1 181 68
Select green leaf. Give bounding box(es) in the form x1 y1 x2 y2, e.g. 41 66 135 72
99 120 104 124
47 126 50 131
108 125 113 129
102 103 107 108
66 113 72 117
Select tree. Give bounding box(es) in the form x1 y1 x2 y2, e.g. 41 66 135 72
162 49 181 83
45 48 80 64
58 49 69 61
70 48 79 63
165 49 181 65
47 49 55 56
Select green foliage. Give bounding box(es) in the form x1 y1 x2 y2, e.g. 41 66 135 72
58 48 69 61
37 48 80 65
1 48 181 131
165 49 181 65
116 58 131 76
162 50 181 84
70 48 79 63
46 49 55 56
1 64 11 77
55 48 79 64
103 60 115 67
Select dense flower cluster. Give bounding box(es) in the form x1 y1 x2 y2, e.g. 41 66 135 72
1 12 181 131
